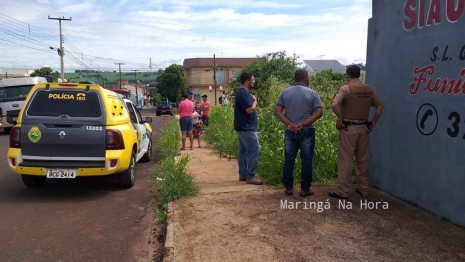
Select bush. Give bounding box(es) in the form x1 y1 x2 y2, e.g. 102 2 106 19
152 154 198 203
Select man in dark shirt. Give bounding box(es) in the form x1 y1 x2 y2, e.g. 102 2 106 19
234 72 262 185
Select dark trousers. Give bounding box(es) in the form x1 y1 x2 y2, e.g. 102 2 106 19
201 115 209 126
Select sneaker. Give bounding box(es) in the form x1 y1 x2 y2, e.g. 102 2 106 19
285 188 293 195
300 190 314 197
239 177 246 181
246 178 263 185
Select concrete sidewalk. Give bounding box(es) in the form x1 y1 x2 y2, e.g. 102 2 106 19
163 144 465 262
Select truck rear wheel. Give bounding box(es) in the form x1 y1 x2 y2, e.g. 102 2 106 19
21 175 46 188
118 150 136 188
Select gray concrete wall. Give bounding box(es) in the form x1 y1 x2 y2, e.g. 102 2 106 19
366 0 465 226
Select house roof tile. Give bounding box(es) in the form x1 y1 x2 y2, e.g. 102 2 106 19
303 60 346 74
183 57 261 68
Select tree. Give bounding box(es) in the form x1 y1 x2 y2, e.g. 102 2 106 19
156 64 186 103
30 67 60 81
230 51 300 104
353 63 366 70
309 70 346 110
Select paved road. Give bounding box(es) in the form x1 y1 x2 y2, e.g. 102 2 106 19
0 107 170 262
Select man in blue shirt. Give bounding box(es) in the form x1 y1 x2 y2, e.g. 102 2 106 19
234 72 263 185
275 69 323 196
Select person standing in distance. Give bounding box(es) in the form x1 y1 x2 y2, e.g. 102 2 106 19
178 93 195 150
275 69 323 197
201 94 210 127
234 72 263 185
188 91 195 104
328 64 384 199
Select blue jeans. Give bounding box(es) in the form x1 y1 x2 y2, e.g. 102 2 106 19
179 116 193 131
237 131 260 180
283 128 315 191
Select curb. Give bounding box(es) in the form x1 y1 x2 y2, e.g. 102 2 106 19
163 202 175 261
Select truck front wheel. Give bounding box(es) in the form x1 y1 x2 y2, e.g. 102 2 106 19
118 150 136 188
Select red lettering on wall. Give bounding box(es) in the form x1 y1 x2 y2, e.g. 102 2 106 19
403 0 464 30
404 0 417 30
419 0 427 27
427 0 442 25
410 65 435 94
410 65 465 95
447 0 465 22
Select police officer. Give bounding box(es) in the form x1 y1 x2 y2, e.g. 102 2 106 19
328 64 384 199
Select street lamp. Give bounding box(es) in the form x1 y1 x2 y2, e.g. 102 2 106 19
49 46 64 82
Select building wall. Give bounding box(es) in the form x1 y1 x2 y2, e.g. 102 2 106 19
366 0 465 226
185 65 243 103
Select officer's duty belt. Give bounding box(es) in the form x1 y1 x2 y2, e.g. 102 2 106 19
342 121 368 126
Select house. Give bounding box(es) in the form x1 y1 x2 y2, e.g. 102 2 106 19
121 80 146 106
303 60 346 75
183 57 259 104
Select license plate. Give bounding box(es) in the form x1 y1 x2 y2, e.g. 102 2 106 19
47 169 77 178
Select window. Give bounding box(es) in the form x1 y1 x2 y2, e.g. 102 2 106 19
27 90 102 118
125 102 141 123
194 88 200 102
231 70 240 79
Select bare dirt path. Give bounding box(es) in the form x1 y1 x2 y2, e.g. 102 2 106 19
163 144 465 262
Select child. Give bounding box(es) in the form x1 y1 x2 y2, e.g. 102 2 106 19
192 102 203 148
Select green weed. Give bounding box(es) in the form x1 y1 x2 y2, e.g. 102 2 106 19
151 116 198 223
156 117 181 160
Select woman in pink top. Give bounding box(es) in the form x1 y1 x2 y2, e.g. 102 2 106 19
178 93 195 150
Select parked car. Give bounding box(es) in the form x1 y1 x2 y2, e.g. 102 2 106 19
170 102 177 108
156 101 173 116
135 104 142 110
7 82 153 188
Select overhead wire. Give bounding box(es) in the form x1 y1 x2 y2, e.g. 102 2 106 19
33 0 114 59
1 3 166 71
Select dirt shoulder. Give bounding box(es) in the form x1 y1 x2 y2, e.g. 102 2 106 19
163 145 465 262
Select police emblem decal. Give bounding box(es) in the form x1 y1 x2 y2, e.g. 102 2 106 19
28 126 42 143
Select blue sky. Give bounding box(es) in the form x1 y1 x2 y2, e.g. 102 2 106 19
0 0 372 72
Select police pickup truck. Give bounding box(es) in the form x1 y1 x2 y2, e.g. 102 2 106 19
7 82 153 188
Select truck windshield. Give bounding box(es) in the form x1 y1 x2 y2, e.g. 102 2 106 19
0 84 34 102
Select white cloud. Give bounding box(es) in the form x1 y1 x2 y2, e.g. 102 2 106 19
0 0 372 71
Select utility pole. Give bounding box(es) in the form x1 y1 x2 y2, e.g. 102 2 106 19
115 62 125 88
48 16 71 82
132 70 139 105
213 54 217 106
